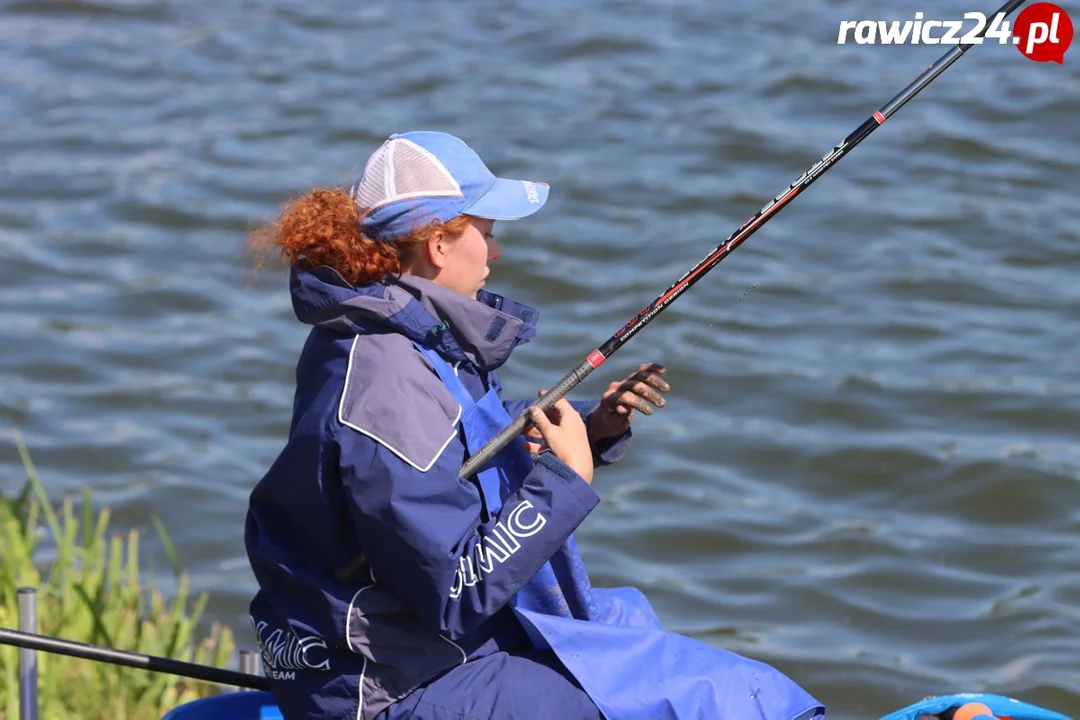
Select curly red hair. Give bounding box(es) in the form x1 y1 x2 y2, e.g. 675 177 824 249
249 188 471 286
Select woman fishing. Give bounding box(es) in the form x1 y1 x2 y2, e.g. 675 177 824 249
244 130 824 720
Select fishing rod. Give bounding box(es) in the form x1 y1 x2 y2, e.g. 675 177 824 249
0 626 270 691
460 0 1029 480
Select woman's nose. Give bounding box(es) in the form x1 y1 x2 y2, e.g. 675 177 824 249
487 237 502 262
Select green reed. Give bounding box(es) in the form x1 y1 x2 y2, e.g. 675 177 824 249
1 431 238 720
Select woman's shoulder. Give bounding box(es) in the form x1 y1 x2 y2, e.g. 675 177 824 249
336 333 462 472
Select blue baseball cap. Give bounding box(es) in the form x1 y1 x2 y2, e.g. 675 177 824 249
349 131 550 242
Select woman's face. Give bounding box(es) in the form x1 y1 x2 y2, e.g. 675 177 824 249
435 216 501 299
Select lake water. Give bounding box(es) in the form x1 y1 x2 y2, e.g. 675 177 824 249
1 0 1078 717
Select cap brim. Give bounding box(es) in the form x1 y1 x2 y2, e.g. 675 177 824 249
464 178 549 221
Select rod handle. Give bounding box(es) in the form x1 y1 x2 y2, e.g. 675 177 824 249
459 357 599 479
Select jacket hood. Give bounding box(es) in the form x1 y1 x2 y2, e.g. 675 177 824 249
288 266 540 372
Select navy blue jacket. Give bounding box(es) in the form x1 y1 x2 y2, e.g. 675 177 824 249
244 267 630 719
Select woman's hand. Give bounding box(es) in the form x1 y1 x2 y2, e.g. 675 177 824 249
527 397 595 485
587 362 670 441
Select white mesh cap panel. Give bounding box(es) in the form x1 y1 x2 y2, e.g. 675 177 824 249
351 138 463 216
351 142 390 213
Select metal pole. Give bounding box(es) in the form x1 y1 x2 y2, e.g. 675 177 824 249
239 650 262 690
18 587 39 720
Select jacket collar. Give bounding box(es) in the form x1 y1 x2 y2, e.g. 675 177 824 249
289 266 539 372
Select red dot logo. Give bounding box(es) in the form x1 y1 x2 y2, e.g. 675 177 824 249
1013 2 1073 63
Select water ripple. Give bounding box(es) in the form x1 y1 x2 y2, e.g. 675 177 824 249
1 1 1077 717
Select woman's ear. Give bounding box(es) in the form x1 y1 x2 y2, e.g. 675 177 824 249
426 229 448 270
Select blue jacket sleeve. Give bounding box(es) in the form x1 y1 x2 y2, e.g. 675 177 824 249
336 426 600 640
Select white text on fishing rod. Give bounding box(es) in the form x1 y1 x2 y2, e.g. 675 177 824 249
449 499 547 599
836 4 1073 64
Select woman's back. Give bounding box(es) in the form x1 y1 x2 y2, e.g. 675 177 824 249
245 264 577 719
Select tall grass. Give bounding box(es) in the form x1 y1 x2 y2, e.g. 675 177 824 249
0 431 238 720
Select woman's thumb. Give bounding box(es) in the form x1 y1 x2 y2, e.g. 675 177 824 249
529 406 551 433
